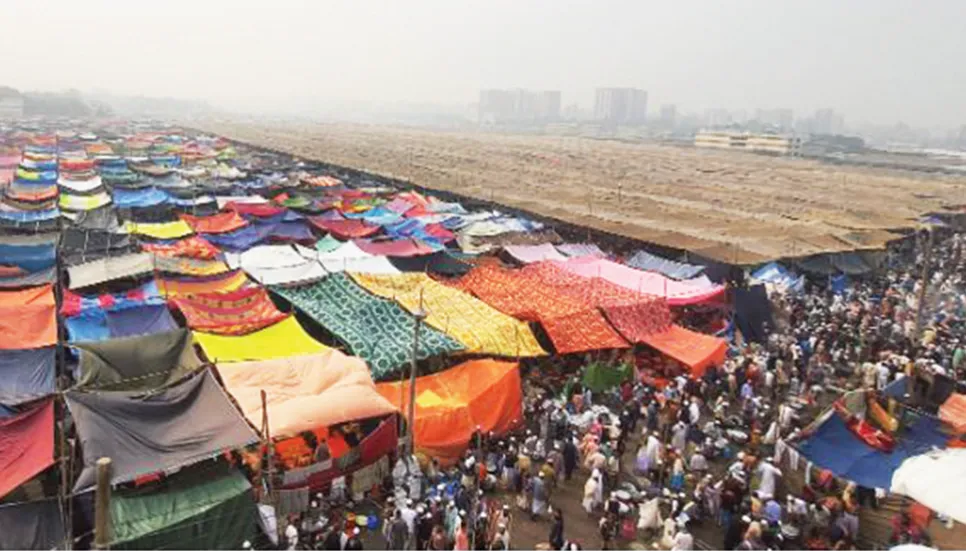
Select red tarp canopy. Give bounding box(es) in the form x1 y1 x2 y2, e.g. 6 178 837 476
0 399 54 499
308 217 380 239
169 286 289 335
180 212 249 234
641 324 728 378
225 202 285 218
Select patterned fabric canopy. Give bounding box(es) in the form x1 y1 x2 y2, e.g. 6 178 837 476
350 272 545 358
272 274 464 379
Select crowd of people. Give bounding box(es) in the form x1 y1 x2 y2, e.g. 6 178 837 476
272 228 964 550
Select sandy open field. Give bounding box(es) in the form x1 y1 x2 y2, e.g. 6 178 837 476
197 121 966 264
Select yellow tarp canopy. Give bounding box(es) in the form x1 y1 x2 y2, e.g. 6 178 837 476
216 349 397 440
157 270 250 298
195 317 328 363
351 273 545 358
124 220 194 239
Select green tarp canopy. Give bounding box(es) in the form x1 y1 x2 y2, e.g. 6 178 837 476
110 465 256 550
582 361 632 392
72 329 204 391
272 274 464 379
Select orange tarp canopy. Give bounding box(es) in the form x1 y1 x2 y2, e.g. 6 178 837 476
180 211 249 234
0 284 57 350
216 349 397 440
940 394 966 434
640 324 727 378
376 359 522 464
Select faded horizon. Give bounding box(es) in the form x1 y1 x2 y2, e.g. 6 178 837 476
1 0 964 128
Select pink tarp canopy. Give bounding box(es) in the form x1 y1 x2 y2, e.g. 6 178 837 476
552 257 726 306
504 244 567 264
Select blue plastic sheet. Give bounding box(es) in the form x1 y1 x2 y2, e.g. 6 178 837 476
112 187 170 209
0 242 56 272
204 224 275 252
68 304 178 342
796 411 950 489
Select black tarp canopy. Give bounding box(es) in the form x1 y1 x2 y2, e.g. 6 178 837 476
71 329 203 392
66 369 259 492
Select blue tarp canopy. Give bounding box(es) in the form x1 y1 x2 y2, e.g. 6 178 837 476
203 224 274 252
751 262 805 292
626 250 705 280
112 187 169 209
796 410 949 489
0 347 56 405
0 241 57 272
66 305 178 343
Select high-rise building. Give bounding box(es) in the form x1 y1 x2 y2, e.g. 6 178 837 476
478 89 561 124
659 104 677 128
704 108 732 128
594 88 648 125
754 108 794 131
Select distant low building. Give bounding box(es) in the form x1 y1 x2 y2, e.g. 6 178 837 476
0 87 24 119
695 130 802 156
478 89 561 125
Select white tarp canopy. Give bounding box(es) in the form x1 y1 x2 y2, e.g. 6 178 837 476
890 448 966 525
317 241 400 275
224 245 325 286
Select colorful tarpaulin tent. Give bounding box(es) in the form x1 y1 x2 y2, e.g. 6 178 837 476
552 257 726 305
169 286 288 335
194 316 328 363
66 369 260 491
0 234 57 273
141 235 221 259
110 465 256 550
354 238 437 257
376 359 522 464
0 399 54 500
153 255 231 277
626 250 705 280
216 349 398 439
124 220 194 239
180 211 249 234
0 284 57 350
272 274 464 379
453 264 628 354
308 216 381 239
202 223 275 252
351 272 545 357
639 324 728 377
555 243 607 259
317 241 401 275
66 304 178 342
890 448 966 526
72 329 204 391
156 270 250 298
0 347 55 405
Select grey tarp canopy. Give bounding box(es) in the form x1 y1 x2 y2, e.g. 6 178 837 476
626 250 705 280
0 498 66 550
66 369 260 492
71 329 203 392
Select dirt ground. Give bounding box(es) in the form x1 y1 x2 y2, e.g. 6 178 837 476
195 121 966 264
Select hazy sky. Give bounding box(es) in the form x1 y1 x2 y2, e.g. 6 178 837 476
1 0 963 127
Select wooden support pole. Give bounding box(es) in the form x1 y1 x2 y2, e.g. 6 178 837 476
93 457 112 550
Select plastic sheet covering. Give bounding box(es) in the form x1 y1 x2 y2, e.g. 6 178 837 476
66 305 179 343
170 286 288 335
112 186 170 208
58 175 104 193
387 250 473 277
217 349 398 439
555 243 607 259
156 270 250 298
308 216 381 239
180 211 249 234
939 393 966 434
0 235 57 272
552 257 726 306
376 359 522 464
59 190 112 211
626 250 705 280
202 223 275 252
317 241 401 275
272 274 464 378
639 325 728 378
351 273 545 357
0 347 56 405
224 244 325 286
110 465 256 550
503 244 567 264
72 329 204 391
140 235 221 259
0 497 66 551
61 279 165 317
66 253 155 289
124 220 194 239
0 266 56 288
0 400 55 500
0 284 57 350
890 448 966 526
194 316 328 363
66 370 260 492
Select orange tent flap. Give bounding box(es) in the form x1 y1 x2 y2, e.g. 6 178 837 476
940 394 966 434
640 324 727 378
0 284 57 350
376 359 523 464
216 349 398 440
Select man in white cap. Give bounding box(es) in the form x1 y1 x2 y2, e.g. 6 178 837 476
531 471 548 520
283 516 299 550
400 498 417 546
755 458 782 501
671 519 693 551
